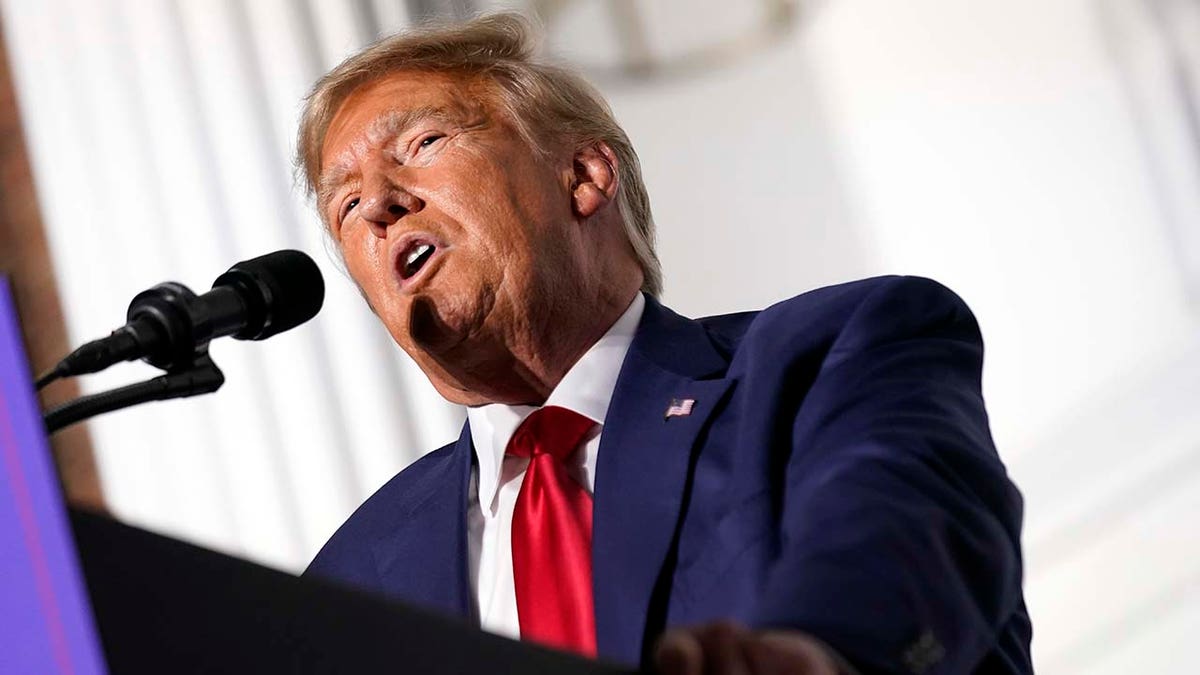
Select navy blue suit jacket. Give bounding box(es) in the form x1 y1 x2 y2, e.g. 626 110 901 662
306 276 1032 674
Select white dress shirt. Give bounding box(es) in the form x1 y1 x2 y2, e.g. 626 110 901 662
464 293 645 640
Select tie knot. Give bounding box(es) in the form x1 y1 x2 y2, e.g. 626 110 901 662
507 406 595 461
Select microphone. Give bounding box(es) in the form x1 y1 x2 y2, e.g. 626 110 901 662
47 250 324 381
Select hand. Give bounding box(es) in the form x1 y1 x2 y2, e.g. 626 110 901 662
654 621 842 675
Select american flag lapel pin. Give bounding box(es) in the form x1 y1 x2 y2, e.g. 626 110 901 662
664 398 695 420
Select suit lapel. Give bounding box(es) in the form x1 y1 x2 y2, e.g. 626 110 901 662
593 297 734 665
371 424 474 621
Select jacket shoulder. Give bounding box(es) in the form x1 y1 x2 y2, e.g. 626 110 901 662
304 438 462 584
698 275 975 365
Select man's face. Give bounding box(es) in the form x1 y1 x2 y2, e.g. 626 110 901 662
319 71 591 404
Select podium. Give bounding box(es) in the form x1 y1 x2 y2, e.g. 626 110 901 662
71 508 632 674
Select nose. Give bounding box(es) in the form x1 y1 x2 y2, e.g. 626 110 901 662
358 174 424 238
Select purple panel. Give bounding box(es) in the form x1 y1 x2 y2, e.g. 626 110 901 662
0 276 107 674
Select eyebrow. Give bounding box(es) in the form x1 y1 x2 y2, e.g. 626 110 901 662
317 105 466 209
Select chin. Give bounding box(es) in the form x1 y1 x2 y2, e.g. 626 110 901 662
433 381 491 406
393 284 517 403
407 278 502 349
406 296 462 354
405 349 492 406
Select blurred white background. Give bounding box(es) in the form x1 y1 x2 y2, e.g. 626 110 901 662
2 0 1198 672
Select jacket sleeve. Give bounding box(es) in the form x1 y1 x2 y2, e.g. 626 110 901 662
750 276 1028 674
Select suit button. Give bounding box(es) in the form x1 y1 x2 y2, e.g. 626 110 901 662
902 629 945 674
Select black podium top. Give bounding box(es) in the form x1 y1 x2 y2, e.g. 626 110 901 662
71 509 635 674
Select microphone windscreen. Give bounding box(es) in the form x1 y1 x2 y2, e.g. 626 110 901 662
214 250 325 340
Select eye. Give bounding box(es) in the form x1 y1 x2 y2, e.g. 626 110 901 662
417 134 444 150
339 197 359 223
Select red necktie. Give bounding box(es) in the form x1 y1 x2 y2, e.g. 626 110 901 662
507 405 598 657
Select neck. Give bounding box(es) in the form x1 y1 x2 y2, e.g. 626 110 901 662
433 283 637 407
508 284 639 404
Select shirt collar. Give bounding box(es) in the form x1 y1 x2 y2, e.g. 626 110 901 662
466 292 645 514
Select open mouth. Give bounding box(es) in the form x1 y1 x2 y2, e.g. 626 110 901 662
399 241 438 280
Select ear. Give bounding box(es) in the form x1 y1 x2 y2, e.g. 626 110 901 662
571 141 619 220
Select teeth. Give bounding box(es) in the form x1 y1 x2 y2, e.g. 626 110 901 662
402 243 436 279
406 244 433 267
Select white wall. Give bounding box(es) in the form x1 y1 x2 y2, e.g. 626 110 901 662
3 0 1197 672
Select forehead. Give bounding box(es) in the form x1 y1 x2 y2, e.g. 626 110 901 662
321 71 491 164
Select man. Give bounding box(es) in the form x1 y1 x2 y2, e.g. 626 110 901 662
298 13 1031 675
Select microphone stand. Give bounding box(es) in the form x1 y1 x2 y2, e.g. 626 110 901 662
43 347 224 435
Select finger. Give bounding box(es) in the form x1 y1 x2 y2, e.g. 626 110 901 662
696 622 751 675
656 629 704 675
740 636 788 675
755 632 840 675
734 630 786 675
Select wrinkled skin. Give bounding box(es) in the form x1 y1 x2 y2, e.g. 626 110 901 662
319 71 643 405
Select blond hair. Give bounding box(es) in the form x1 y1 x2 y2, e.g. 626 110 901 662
296 13 662 297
